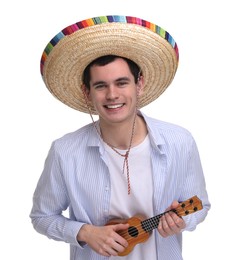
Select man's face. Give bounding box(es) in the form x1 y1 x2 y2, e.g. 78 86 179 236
86 58 143 126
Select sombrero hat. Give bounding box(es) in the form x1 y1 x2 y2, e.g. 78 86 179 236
40 15 179 114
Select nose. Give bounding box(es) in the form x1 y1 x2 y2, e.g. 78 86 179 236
106 85 119 100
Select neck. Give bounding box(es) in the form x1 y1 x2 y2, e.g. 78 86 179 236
99 114 147 150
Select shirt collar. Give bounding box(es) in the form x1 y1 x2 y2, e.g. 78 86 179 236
86 110 166 153
139 111 166 154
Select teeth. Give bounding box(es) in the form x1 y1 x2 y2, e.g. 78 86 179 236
106 104 123 109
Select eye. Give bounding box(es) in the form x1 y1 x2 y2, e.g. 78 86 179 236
117 80 129 87
94 84 107 90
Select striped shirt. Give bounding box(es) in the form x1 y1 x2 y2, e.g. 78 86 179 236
30 111 210 260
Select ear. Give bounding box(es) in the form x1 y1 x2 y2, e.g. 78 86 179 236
136 75 144 97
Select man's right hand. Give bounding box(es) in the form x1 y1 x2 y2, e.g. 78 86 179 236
77 223 129 257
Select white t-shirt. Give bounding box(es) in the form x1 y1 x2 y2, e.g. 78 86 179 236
104 135 157 259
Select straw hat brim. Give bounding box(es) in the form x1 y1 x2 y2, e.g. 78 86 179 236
41 16 179 114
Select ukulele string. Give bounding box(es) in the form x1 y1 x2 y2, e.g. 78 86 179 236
117 205 194 239
116 199 199 240
117 212 169 238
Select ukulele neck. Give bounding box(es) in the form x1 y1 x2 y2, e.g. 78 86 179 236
141 196 203 233
141 211 171 232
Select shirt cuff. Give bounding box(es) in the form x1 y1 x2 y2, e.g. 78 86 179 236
64 221 87 248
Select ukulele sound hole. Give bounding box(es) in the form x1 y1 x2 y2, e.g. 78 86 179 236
128 226 139 237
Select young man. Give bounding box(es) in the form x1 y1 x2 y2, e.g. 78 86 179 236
30 16 210 260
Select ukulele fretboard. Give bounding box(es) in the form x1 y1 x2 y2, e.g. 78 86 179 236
141 196 202 233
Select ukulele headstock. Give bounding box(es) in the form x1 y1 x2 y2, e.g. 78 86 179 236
174 196 203 217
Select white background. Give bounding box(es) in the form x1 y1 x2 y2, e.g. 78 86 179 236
1 0 238 259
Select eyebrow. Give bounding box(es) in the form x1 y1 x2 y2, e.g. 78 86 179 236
92 77 131 87
116 77 131 82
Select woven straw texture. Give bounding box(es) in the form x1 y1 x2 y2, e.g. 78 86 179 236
41 16 178 114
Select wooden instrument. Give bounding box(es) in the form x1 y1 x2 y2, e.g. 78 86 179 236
106 195 203 256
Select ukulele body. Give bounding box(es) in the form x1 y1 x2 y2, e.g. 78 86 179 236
106 214 151 256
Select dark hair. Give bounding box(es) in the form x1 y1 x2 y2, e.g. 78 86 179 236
82 55 142 89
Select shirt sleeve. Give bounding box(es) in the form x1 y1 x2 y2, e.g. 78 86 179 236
29 142 85 247
181 136 211 231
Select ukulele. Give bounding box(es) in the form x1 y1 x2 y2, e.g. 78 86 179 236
106 195 203 256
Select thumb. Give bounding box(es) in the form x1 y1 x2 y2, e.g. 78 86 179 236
171 200 180 209
114 223 129 232
166 200 179 211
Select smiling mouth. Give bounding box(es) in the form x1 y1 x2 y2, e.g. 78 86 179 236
104 104 124 109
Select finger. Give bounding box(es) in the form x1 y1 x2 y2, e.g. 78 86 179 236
114 223 129 232
169 211 186 230
171 200 180 209
103 228 129 255
99 239 120 257
165 212 186 234
112 240 127 255
113 224 129 248
158 215 170 237
162 213 176 235
165 201 179 211
98 245 111 257
105 245 119 257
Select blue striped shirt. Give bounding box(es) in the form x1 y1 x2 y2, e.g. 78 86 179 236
30 112 210 260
